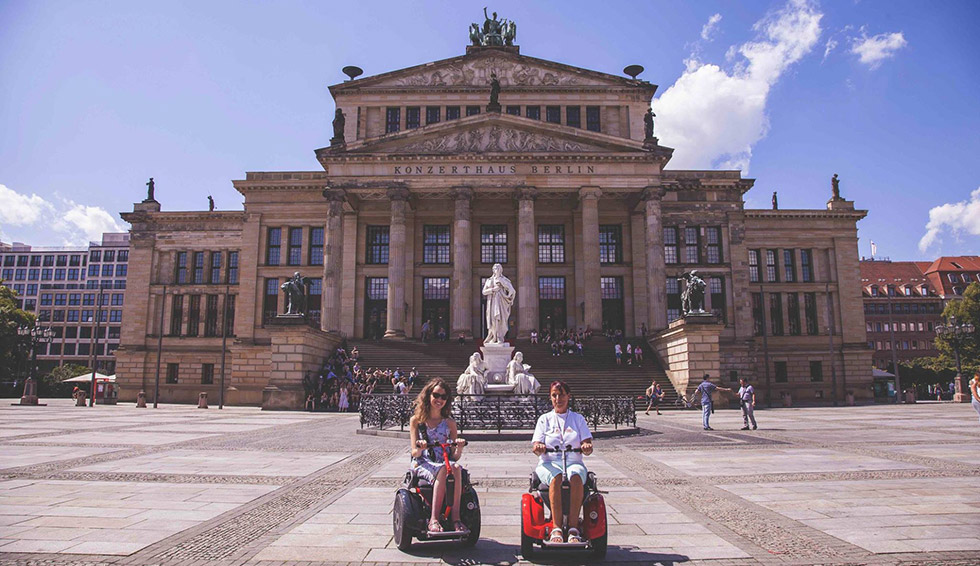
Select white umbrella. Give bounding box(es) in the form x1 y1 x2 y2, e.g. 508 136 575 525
62 373 115 382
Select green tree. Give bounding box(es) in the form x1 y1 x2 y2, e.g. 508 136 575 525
935 281 980 374
43 363 93 397
0 284 35 393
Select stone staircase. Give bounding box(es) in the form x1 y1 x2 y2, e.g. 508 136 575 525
349 337 681 410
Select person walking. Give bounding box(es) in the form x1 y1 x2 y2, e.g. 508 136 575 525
614 343 622 365
693 374 731 430
970 371 980 425
737 377 758 430
645 381 664 415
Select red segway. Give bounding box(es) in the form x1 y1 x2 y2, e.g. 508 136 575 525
520 444 607 559
393 439 480 550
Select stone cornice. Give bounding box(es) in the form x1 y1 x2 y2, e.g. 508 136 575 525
121 211 246 224
744 209 868 220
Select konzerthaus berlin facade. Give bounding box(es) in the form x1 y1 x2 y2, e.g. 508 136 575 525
116 38 873 406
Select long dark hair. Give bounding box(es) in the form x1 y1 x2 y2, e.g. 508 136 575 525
412 378 453 424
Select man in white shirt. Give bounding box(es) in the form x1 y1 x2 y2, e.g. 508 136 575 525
738 377 758 430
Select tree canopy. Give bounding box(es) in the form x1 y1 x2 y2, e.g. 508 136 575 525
0 284 35 382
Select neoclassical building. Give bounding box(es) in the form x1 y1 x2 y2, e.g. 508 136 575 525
116 34 872 406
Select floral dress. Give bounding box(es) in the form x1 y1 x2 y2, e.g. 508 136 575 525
413 419 450 482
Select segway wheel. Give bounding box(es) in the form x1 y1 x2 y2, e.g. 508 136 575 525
591 532 607 559
520 514 535 559
392 490 414 551
461 489 481 547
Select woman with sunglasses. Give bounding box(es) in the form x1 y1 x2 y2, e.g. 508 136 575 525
409 378 468 533
531 380 593 543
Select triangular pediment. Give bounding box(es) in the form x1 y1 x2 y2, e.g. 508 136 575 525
335 113 653 156
331 49 653 91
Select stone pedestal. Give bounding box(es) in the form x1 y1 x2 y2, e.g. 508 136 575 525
136 391 147 408
19 378 38 406
651 314 724 400
480 343 515 393
262 320 341 410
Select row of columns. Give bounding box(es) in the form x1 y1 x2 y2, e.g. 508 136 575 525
319 185 669 339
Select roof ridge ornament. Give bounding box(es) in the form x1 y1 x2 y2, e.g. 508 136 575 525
470 8 516 47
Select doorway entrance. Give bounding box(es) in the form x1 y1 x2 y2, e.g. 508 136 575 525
601 276 625 334
538 276 567 337
363 277 388 340
422 277 450 340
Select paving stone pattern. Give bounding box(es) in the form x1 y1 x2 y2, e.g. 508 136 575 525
0 400 978 565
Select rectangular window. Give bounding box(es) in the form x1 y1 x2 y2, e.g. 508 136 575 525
366 226 390 264
98 265 111 277
769 293 784 336
787 293 801 335
111 293 123 306
43 255 54 267
15 256 28 267
422 225 450 264
766 249 778 282
52 310 65 322
68 293 81 305
309 227 324 266
69 255 81 266
465 105 481 117
804 292 818 335
286 227 302 266
90 250 101 262
684 227 700 264
801 249 813 282
306 278 322 326
41 269 52 280
28 256 40 267
425 106 440 125
109 310 122 323
405 106 421 129
56 268 67 280
546 105 561 124
538 276 566 299
227 251 239 284
783 249 796 283
102 250 114 262
201 363 214 385
263 278 279 322
598 225 622 264
166 363 179 384
709 277 726 322
204 294 219 337
537 225 565 263
187 295 201 337
193 252 205 284
774 361 788 383
705 227 722 264
506 105 521 116
480 225 507 264
526 105 541 120
26 268 38 281
224 294 236 336
54 293 67 305
809 361 823 382
40 293 53 306
366 277 388 300
266 228 282 266
422 277 450 300
115 264 127 277
67 310 79 322
88 264 99 277
600 276 623 299
566 106 581 128
170 295 183 336
117 250 128 262
664 227 679 264
56 255 67 267
586 106 601 132
666 278 682 322
446 106 460 120
385 107 401 133
209 252 222 284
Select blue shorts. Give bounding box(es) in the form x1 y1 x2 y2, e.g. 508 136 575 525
535 461 587 485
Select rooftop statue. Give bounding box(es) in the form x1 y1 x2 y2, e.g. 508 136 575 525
772 191 778 210
470 8 516 47
644 108 656 140
831 173 842 200
145 177 155 201
331 109 345 145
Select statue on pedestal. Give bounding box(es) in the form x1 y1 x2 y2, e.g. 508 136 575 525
831 173 842 200
680 270 707 315
280 272 312 315
772 191 778 210
331 109 345 145
506 351 540 395
208 195 215 211
457 352 488 397
644 108 655 140
145 177 155 201
482 263 515 344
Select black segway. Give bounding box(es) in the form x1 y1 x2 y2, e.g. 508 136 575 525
393 439 480 550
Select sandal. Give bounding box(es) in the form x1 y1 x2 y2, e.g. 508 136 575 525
567 528 582 543
549 527 565 543
427 518 443 533
453 520 470 534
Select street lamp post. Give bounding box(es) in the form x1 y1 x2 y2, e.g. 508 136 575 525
935 316 976 403
16 324 54 405
879 280 901 402
88 288 105 407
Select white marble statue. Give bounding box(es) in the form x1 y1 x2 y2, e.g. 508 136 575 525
482 263 516 344
456 352 488 398
506 351 540 395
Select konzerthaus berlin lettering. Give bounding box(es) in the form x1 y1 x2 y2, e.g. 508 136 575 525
116 28 872 407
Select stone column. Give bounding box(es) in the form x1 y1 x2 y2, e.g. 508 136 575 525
516 187 538 338
451 188 473 339
643 187 668 331
579 187 603 331
385 188 410 338
321 188 346 333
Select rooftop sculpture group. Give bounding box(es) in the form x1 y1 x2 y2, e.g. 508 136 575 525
470 8 516 46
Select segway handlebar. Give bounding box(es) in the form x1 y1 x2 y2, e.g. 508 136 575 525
545 444 582 453
415 439 469 448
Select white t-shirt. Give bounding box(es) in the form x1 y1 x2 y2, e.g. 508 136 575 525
532 410 593 465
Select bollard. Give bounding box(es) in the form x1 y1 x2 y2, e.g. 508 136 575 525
136 390 147 408
845 391 855 406
198 391 208 409
781 392 793 408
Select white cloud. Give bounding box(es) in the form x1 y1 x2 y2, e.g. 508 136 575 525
0 183 125 246
918 187 980 252
701 13 722 41
823 37 838 60
653 0 822 171
851 30 907 68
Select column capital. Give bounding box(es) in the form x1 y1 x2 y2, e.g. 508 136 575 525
641 186 667 201
515 186 539 201
387 187 411 202
578 186 603 201
449 187 473 201
322 187 347 202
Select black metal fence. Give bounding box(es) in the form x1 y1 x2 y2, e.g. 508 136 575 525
359 394 636 433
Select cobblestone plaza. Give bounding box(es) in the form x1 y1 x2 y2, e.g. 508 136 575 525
1 402 978 565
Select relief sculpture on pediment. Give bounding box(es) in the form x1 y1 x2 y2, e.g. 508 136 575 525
388 126 601 154
394 57 580 87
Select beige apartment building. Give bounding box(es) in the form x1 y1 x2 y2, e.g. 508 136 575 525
115 38 872 407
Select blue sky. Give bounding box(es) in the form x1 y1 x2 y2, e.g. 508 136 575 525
1 0 978 260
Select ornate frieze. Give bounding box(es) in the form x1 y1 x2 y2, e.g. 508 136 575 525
389 125 602 154
392 57 582 88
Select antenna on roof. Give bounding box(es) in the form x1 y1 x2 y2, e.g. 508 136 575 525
342 66 363 81
623 65 644 79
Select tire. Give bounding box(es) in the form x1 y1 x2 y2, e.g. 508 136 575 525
392 490 414 551
520 513 535 559
460 488 481 547
591 532 607 559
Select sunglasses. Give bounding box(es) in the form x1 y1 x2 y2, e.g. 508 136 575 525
431 392 448 400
